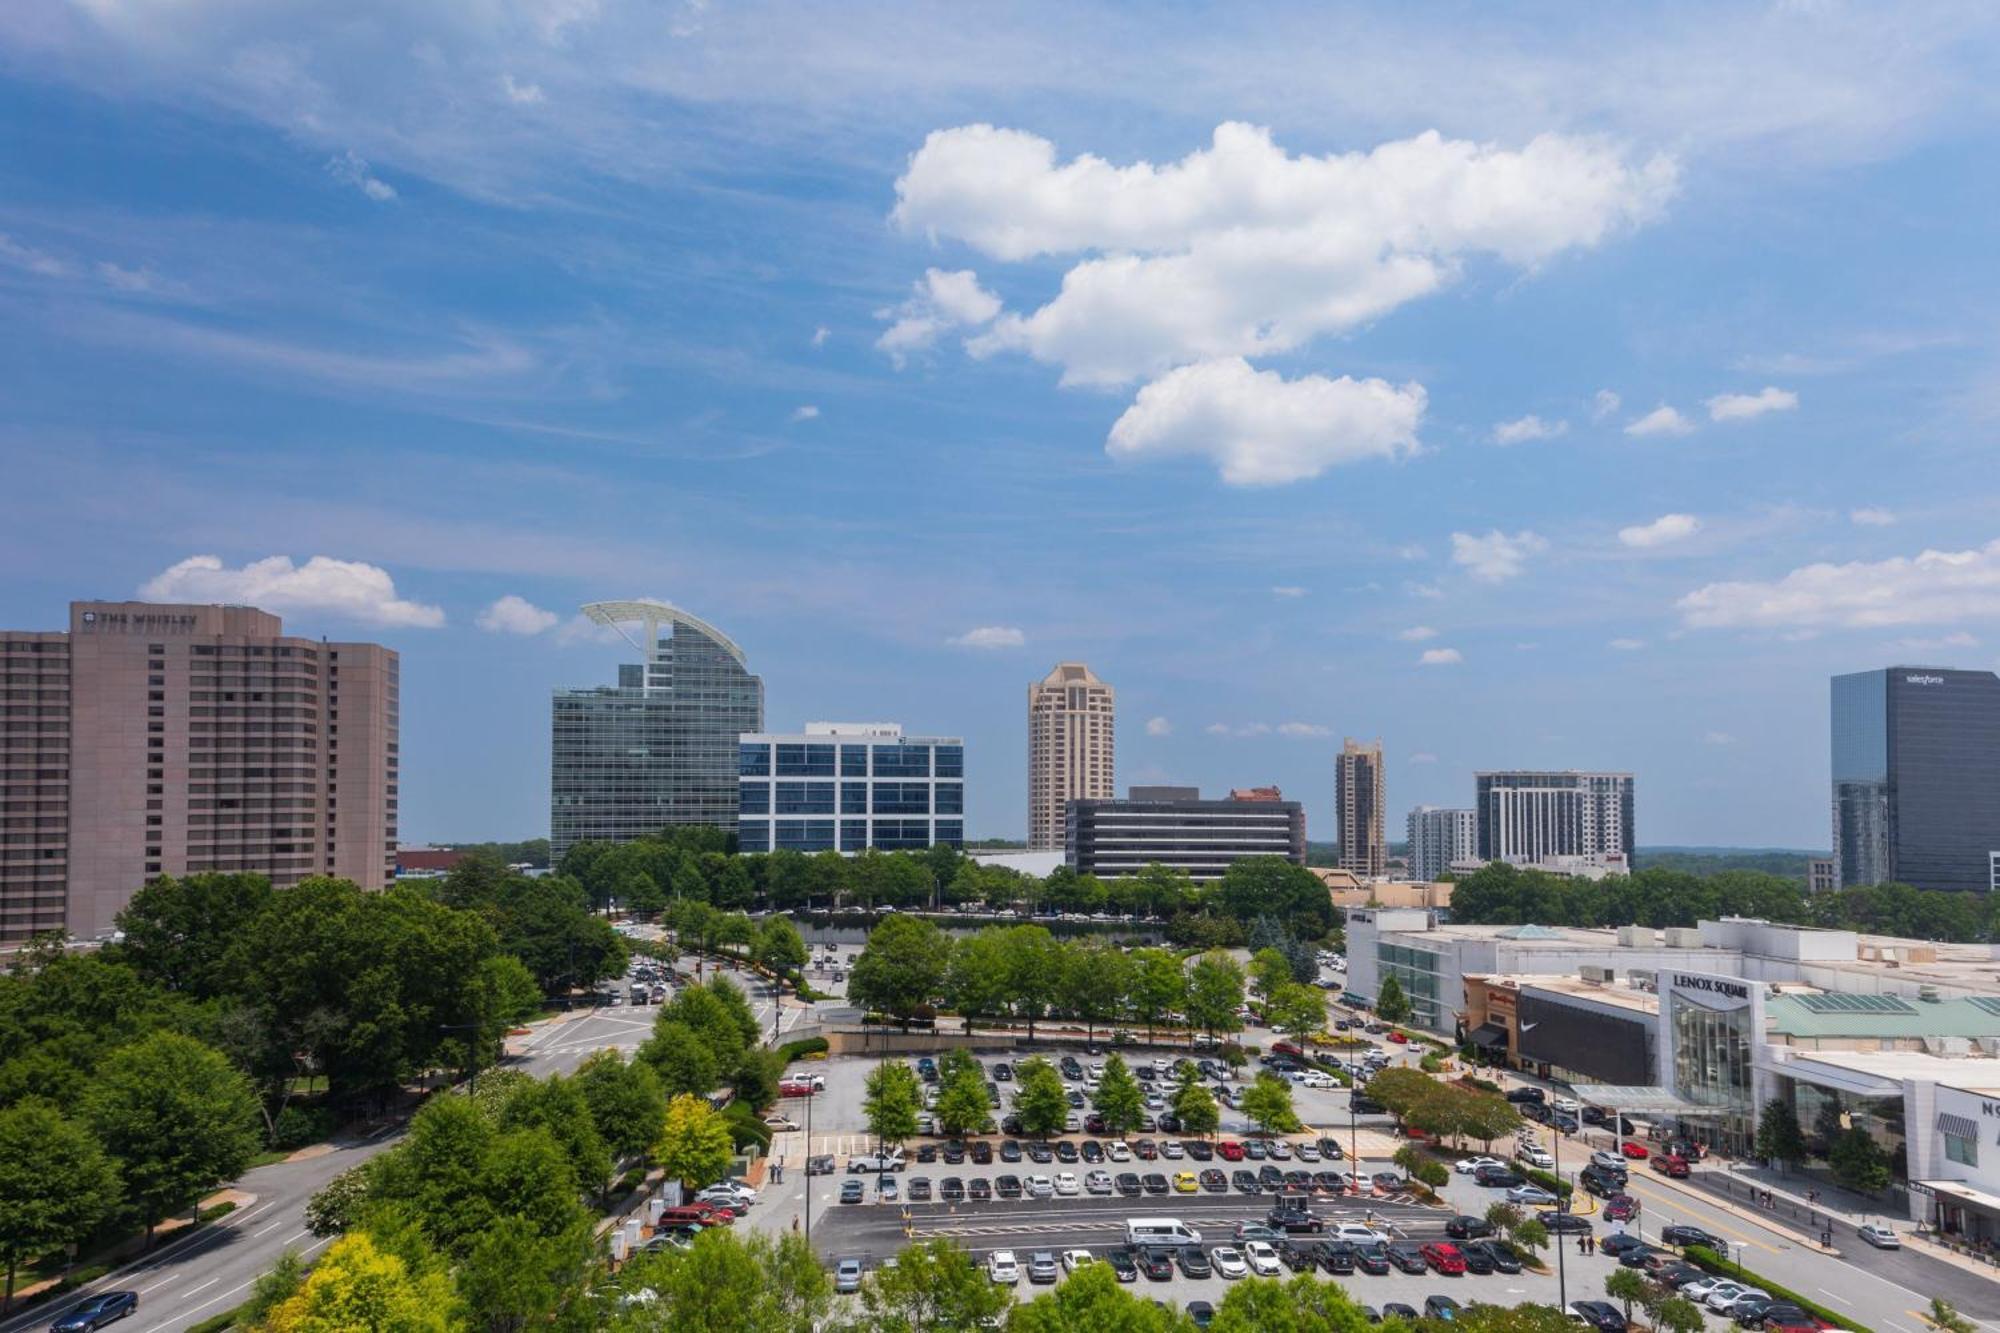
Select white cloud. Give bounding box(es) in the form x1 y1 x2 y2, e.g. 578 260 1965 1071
1418 647 1464 666
1704 731 1737 746
0 233 70 278
1398 626 1438 641
810 325 831 348
1608 637 1646 651
1618 513 1702 548
501 74 546 104
1145 716 1172 737
1394 543 1428 561
788 404 820 423
1850 506 1896 526
946 625 1024 649
1706 385 1799 422
1678 539 2000 630
477 594 559 635
1624 404 1694 437
1450 529 1548 583
1591 389 1622 422
1406 581 1444 600
1491 414 1568 445
1886 631 1978 653
875 267 1002 365
1278 722 1332 738
1206 722 1273 738
899 123 1675 389
1270 585 1308 598
140 555 444 628
326 150 396 201
1105 357 1423 486
1409 752 1439 764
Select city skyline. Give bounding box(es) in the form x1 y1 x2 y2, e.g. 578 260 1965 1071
5 9 2000 851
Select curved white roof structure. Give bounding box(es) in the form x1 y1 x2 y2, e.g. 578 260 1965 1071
579 599 747 668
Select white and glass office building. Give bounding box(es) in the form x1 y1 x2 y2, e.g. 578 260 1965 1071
737 723 964 854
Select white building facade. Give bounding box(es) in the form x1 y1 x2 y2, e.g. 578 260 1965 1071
738 723 963 855
1406 806 1478 881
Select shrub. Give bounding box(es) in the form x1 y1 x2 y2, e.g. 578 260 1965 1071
721 1101 772 1153
270 1105 336 1150
778 1036 830 1064
1523 1165 1572 1199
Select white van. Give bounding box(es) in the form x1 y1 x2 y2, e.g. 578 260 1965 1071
1125 1217 1203 1248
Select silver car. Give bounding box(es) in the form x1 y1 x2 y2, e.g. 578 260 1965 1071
834 1258 863 1293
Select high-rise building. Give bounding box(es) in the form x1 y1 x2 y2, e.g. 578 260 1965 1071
1067 785 1304 881
1336 737 1386 877
1831 667 2000 892
1407 805 1478 881
1474 771 1635 867
0 601 398 943
1028 662 1114 851
550 600 763 863
738 723 964 854
1806 857 1838 894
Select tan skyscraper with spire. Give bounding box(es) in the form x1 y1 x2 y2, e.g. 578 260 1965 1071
1028 662 1115 851
1336 736 1386 878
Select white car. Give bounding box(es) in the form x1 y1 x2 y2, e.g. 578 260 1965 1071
1244 1241 1282 1275
1589 1151 1627 1171
1299 1071 1335 1088
1160 1141 1186 1159
1211 1246 1249 1279
1084 1170 1113 1195
1107 1141 1132 1161
697 1183 757 1206
1711 1289 1773 1315
1061 1249 1093 1274
988 1251 1020 1285
762 1114 800 1131
1334 1223 1388 1245
1519 1146 1555 1168
1026 1174 1054 1198
1552 1097 1581 1114
1053 1172 1080 1195
1858 1223 1900 1249
1455 1156 1507 1175
1297 1143 1322 1162
1064 1114 1082 1133
1679 1277 1736 1303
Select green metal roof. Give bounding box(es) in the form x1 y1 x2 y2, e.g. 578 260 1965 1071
1766 992 2000 1039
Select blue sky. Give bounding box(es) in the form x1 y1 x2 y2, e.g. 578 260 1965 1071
3 2 1998 848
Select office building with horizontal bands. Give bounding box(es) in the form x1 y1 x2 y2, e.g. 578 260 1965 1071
1474 770 1634 867
550 600 763 863
1832 666 2000 893
1406 805 1478 882
1028 661 1114 852
0 601 397 944
1065 784 1304 881
738 723 963 854
1336 737 1386 878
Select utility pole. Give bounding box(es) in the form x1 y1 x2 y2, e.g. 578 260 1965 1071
1553 1117 1568 1310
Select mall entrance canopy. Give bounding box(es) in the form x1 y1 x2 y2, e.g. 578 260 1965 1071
1570 1085 1736 1118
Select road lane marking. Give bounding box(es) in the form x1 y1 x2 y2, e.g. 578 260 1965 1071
181 1278 219 1298
138 1274 183 1295
1817 1289 1852 1306
252 1218 289 1238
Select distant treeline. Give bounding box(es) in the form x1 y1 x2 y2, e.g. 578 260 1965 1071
431 837 552 867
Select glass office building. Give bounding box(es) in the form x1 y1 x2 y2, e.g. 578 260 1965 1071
550 602 764 861
1832 667 2000 892
738 723 963 854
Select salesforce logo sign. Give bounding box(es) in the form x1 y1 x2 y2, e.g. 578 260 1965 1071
1906 674 1946 686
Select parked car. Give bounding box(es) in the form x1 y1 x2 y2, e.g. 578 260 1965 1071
1244 1241 1282 1276
1420 1242 1468 1275
1566 1300 1626 1332
987 1251 1020 1285
839 1180 864 1203
1619 1140 1650 1159
1211 1246 1249 1279
1650 1154 1690 1177
1462 1239 1522 1274
1455 1156 1507 1175
1387 1242 1429 1274
1659 1225 1726 1250
1857 1223 1901 1249
1476 1166 1525 1189
1105 1249 1138 1282
834 1259 863 1294
1176 1246 1213 1279
1538 1210 1592 1234
1027 1251 1059 1285
1445 1215 1493 1239
1507 1184 1558 1206
1425 1295 1463 1322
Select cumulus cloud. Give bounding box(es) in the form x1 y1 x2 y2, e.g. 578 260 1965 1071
1409 752 1439 764
1706 385 1799 422
1145 716 1173 737
1491 414 1568 445
1677 539 2000 630
326 150 396 201
141 555 443 628
477 594 560 635
947 625 1025 649
1618 513 1702 548
1624 404 1694 437
897 123 1675 388
788 404 820 423
500 74 546 104
1592 389 1622 422
1398 626 1438 641
1704 731 1737 745
1451 529 1548 583
1278 722 1332 738
1418 647 1464 666
1105 357 1424 486
875 268 1002 364
810 325 831 348
1206 722 1273 738
1609 637 1646 650
1850 506 1896 526
1271 585 1308 598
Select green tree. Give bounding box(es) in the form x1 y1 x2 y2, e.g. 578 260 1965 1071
112 871 272 1000
849 916 950 1028
1928 1299 1980 1333
945 930 1012 1035
1605 1267 1651 1324
1172 1080 1220 1138
613 1229 829 1333
1250 948 1293 1002
1830 1125 1891 1194
639 1020 723 1100
655 1094 735 1193
458 1216 593 1333
497 1075 612 1199
1185 952 1246 1038
1209 1272 1375 1332
1000 927 1062 1040
264 1231 456 1333
1484 1201 1522 1234
1363 1067 1436 1122
1125 949 1187 1041
81 1031 261 1237
1006 1262 1183 1332
1457 1091 1524 1151
1509 1218 1549 1267
1656 1295 1707 1333
753 916 809 983
1060 940 1129 1045
860 1236 1010 1333
0 1103 121 1309
1374 973 1411 1025
933 1062 993 1137
240 1250 307 1328
574 1050 667 1163
1267 983 1327 1045
1242 1072 1301 1136
1092 1054 1146 1137
1755 1097 1807 1170
864 1061 923 1147
1014 1057 1070 1139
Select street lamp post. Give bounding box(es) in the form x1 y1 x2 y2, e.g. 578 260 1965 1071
1552 1113 1568 1310
1350 1094 1362 1197
803 1081 814 1248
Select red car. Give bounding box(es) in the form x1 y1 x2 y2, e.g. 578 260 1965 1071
1419 1242 1467 1275
1217 1140 1246 1161
1387 1031 1409 1044
779 1079 821 1097
1619 1141 1650 1159
1272 1041 1304 1058
1605 1195 1638 1221
1650 1154 1689 1177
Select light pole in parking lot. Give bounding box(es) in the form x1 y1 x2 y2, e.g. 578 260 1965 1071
803 1081 814 1248
1553 1111 1568 1311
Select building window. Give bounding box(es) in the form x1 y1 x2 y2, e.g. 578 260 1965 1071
775 781 835 815
1946 1131 1979 1167
841 819 869 852
872 744 931 778
872 819 934 850
739 743 770 777
840 783 869 815
935 782 963 814
872 782 931 815
775 819 835 852
841 745 868 777
740 782 770 815
775 743 835 777
935 820 964 847
935 745 964 778
737 821 770 854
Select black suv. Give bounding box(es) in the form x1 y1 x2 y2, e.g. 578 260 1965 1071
1505 1087 1546 1104
995 1174 1023 1198
1318 1240 1357 1274
1354 1243 1392 1275
1176 1246 1213 1279
1350 1096 1387 1115
1474 1164 1524 1188
1139 1248 1174 1281
1463 1239 1521 1274
1660 1225 1726 1250
1267 1206 1324 1234
1445 1214 1493 1239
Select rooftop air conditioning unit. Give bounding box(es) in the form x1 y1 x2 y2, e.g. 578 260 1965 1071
1919 985 1942 1003
1579 964 1615 984
1617 925 1658 948
1663 927 1704 948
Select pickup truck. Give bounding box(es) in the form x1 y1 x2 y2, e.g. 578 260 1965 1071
847 1150 906 1173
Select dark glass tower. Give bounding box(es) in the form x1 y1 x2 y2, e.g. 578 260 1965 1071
551 601 764 862
1831 667 2000 892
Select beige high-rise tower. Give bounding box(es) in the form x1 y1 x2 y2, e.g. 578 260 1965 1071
1336 737 1386 878
1028 662 1114 851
